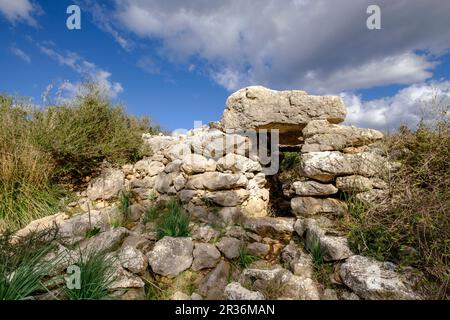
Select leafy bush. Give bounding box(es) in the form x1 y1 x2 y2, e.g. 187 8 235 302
345 114 450 299
65 250 115 300
0 227 59 300
144 199 191 239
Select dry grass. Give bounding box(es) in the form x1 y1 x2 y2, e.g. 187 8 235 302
345 109 450 299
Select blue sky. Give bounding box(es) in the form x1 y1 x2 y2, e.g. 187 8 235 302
0 0 449 132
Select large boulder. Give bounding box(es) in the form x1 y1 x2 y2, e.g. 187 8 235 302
87 168 125 201
302 120 384 152
216 237 243 259
300 151 388 182
147 237 194 277
221 86 347 145
339 255 419 300
181 154 216 174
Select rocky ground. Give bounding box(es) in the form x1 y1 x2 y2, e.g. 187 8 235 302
13 86 422 300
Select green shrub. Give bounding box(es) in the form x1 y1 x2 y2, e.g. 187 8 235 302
280 152 300 171
33 84 151 179
144 199 191 239
0 227 59 300
65 250 115 300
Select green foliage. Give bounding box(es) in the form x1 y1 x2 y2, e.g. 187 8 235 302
280 152 300 171
65 250 115 300
308 236 324 269
33 84 151 179
118 190 132 218
238 246 259 269
0 227 59 300
85 227 101 239
144 199 191 239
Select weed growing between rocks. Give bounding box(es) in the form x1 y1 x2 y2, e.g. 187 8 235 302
0 227 59 300
65 250 116 300
144 199 191 239
238 246 259 269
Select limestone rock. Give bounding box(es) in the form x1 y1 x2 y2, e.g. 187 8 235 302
243 217 294 241
292 180 338 196
134 159 165 177
246 242 270 258
302 120 384 152
186 172 247 191
221 86 346 145
300 151 388 182
203 189 249 207
147 237 194 277
197 261 231 299
216 153 262 173
281 242 314 278
224 282 265 300
192 243 221 271
336 175 373 193
298 219 353 261
216 237 243 259
181 154 216 174
172 291 191 300
79 227 129 255
108 256 145 290
291 197 347 216
118 245 148 274
340 255 419 300
87 168 124 201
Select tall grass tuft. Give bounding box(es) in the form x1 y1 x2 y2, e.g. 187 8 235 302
0 227 59 300
65 250 116 300
144 199 191 239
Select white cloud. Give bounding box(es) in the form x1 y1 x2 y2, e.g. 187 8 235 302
10 45 31 63
82 1 134 51
37 43 123 98
0 0 40 26
342 81 450 131
111 0 450 92
137 56 161 74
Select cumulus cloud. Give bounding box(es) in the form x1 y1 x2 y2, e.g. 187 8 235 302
37 43 123 99
0 0 41 26
10 45 31 63
111 0 450 92
342 81 450 131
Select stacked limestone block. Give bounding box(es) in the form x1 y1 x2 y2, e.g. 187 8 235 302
137 127 270 220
